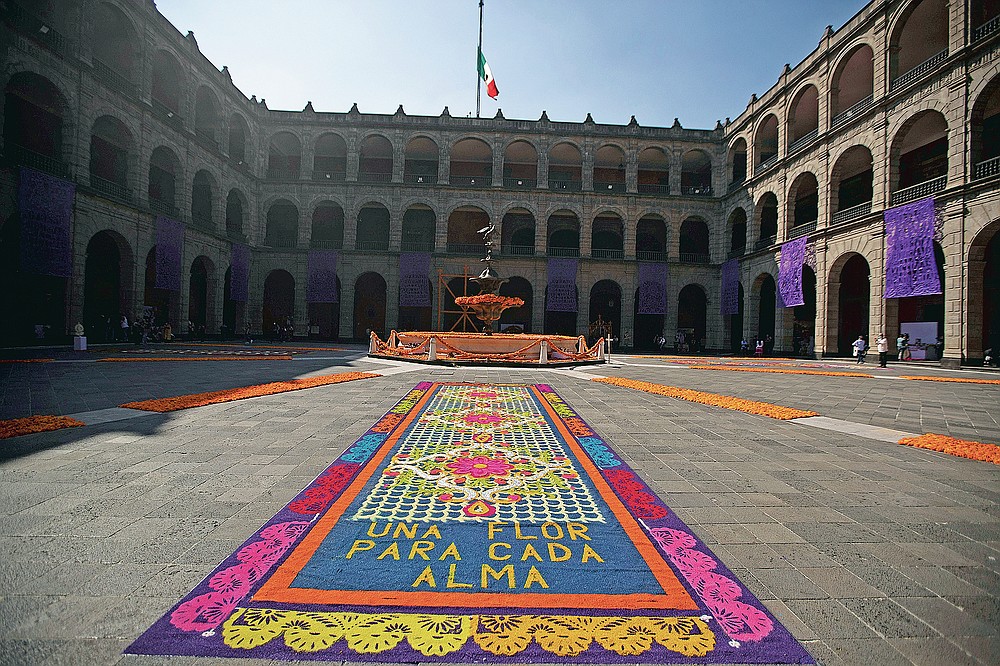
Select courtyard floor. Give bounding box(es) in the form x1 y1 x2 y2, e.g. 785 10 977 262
0 343 997 665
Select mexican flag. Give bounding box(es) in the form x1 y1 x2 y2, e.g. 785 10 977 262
478 48 499 99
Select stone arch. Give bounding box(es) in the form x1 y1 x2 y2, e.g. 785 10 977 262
354 271 387 339
829 42 874 121
827 251 871 355
968 219 1000 361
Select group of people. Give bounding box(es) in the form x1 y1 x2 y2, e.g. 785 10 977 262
738 335 775 357
654 331 706 354
852 332 945 367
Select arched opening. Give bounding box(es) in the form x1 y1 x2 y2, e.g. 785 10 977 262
447 206 490 254
450 138 492 187
680 149 712 195
191 169 215 230
591 213 623 259
90 115 131 200
501 209 535 256
677 284 707 352
262 269 295 340
794 266 817 356
356 204 390 251
194 86 221 147
228 114 249 165
143 247 171 327
889 0 948 89
593 145 625 192
788 172 819 232
148 146 180 215
0 215 69 344
222 266 241 338
267 132 301 179
499 276 533 333
633 291 665 352
3 72 67 174
401 206 435 252
404 136 439 184
755 274 777 348
679 217 710 263
588 280 621 342
225 189 246 238
354 272 387 339
503 140 538 188
311 202 345 249
83 231 130 342
307 276 341 340
890 110 948 204
397 279 432 332
756 192 778 246
788 85 819 150
754 114 779 169
973 223 1000 361
972 0 1000 39
728 208 747 257
188 256 213 333
834 254 870 355
636 215 667 261
894 242 945 356
830 145 874 222
92 2 138 90
314 133 348 181
548 142 582 191
359 134 393 183
831 44 874 124
547 211 580 257
151 50 183 120
971 75 1000 178
637 147 669 194
544 290 578 336
727 138 747 186
265 200 298 249
729 283 746 354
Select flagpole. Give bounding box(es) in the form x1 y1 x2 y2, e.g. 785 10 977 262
476 0 483 118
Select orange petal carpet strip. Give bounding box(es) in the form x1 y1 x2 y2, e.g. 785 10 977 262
0 415 85 439
0 358 54 363
689 365 874 378
593 377 819 420
99 356 295 362
898 433 1000 465
181 343 346 352
121 371 380 412
900 375 1000 385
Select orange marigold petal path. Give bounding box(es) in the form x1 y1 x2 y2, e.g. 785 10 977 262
593 377 819 420
900 375 1000 385
121 371 380 413
99 356 295 362
898 433 1000 465
689 365 874 378
0 358 54 364
0 415 85 440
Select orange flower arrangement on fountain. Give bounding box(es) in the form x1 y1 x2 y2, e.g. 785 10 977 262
453 293 524 308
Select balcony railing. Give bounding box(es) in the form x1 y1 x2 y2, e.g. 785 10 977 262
151 98 183 131
6 144 69 179
194 129 218 151
593 181 625 193
266 166 300 180
400 240 434 252
755 236 776 251
89 174 131 203
974 15 1000 42
789 220 816 237
549 179 582 191
191 211 213 229
727 247 746 259
890 49 947 91
727 178 745 193
149 198 178 217
355 239 389 252
503 177 536 188
678 252 710 264
591 248 624 260
450 174 490 187
974 155 1000 180
404 173 437 185
3 1 72 56
265 237 297 249
638 183 670 195
681 185 712 196
889 175 946 206
788 129 818 155
92 58 136 98
831 94 875 128
310 239 343 249
358 171 392 183
831 201 872 224
502 244 535 256
547 246 580 257
757 154 778 172
313 169 346 182
446 243 483 255
636 250 667 262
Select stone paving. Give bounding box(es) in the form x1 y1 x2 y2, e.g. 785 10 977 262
0 344 997 665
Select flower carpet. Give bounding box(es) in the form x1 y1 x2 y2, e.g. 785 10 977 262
127 382 811 663
898 433 1000 464
0 415 85 439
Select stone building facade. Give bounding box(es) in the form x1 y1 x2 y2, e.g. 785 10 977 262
2 0 999 364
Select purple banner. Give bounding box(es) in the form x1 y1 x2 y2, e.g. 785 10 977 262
884 197 941 298
155 216 184 291
636 262 667 315
398 252 431 307
777 236 807 308
18 167 75 277
229 243 250 302
720 258 740 315
307 249 339 303
546 258 578 312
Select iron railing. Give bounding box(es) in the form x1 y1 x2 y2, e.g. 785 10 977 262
681 185 712 196
404 173 437 185
502 244 535 256
504 177 536 188
788 129 818 154
727 247 746 259
2 1 71 56
355 239 389 251
678 252 710 264
789 220 816 237
974 15 1000 41
593 181 625 193
92 58 136 98
638 183 670 195
265 237 297 249
831 94 874 128
889 175 946 206
549 179 582 191
446 243 483 255
89 174 130 203
755 236 776 251
890 49 947 91
309 239 343 249
636 250 667 262
400 240 434 252
149 198 178 217
831 201 872 224
6 144 69 179
974 155 1000 180
266 166 300 180
450 174 491 187
358 171 392 183
757 154 779 172
313 169 346 182
191 211 213 229
151 98 183 131
547 246 580 257
591 248 624 260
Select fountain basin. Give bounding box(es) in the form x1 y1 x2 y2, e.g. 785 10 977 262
369 330 607 366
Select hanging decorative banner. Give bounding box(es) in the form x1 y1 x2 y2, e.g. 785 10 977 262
636 262 667 315
229 243 250 303
777 236 807 308
884 197 941 298
719 259 740 315
546 258 577 312
155 216 184 292
17 167 75 278
307 250 339 303
399 252 431 307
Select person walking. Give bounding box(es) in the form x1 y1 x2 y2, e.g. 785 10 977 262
876 333 889 367
853 335 867 364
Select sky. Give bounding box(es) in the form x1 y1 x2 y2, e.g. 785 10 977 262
155 0 870 130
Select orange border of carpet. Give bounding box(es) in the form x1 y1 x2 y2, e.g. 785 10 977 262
689 365 873 378
593 376 818 420
98 356 295 362
121 371 380 412
181 343 345 352
900 375 1000 385
898 433 1000 465
0 359 54 364
0 415 85 439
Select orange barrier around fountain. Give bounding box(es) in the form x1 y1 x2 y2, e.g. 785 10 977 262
369 330 607 365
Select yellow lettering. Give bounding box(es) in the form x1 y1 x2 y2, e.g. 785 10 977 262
408 540 435 560
393 523 418 539
547 542 572 562
376 543 400 560
446 563 473 588
367 522 390 538
566 522 590 541
541 522 564 540
481 564 516 589
412 565 436 588
520 543 543 561
524 565 549 589
345 540 375 559
488 522 507 540
488 542 511 560
581 544 604 563
420 525 442 539
514 523 537 540
438 542 461 561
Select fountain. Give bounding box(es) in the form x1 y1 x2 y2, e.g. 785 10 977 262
369 223 606 365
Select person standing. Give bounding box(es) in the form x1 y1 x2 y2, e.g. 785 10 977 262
853 335 867 364
896 332 906 360
876 333 889 367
